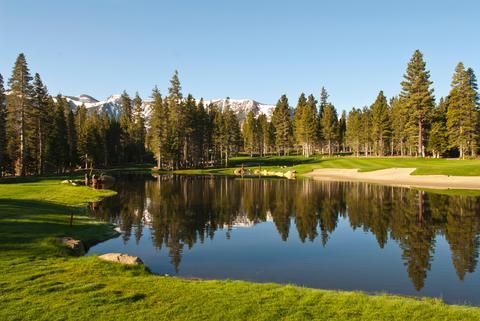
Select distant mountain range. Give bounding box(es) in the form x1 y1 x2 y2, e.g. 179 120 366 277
63 94 275 122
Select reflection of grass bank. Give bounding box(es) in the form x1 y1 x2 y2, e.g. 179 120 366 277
1 177 480 320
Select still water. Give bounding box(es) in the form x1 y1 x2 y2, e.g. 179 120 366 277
88 174 480 305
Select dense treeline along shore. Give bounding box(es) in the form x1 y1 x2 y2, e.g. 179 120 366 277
0 49 479 177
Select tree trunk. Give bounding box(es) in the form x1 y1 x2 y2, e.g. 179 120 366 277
418 120 424 157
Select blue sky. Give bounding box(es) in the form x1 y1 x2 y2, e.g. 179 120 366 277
0 0 479 112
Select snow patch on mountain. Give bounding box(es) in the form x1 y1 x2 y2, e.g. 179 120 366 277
204 98 275 121
63 94 274 122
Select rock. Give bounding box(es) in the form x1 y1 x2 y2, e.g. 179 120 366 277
233 168 245 176
57 237 85 256
60 179 82 186
98 253 144 265
284 170 296 179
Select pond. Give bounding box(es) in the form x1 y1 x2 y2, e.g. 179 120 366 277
87 174 480 305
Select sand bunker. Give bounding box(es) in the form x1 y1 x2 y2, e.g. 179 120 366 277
304 168 480 190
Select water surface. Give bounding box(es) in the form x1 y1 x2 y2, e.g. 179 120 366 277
88 174 480 305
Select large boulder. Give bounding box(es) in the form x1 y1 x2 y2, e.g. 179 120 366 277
98 253 144 265
57 237 85 256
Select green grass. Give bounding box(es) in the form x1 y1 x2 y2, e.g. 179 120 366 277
1 176 480 320
175 156 480 177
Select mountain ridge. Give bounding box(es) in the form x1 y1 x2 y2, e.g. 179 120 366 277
63 94 275 121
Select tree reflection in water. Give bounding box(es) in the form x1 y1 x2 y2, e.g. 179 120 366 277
90 174 480 290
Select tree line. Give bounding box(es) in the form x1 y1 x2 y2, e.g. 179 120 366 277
0 54 243 175
242 50 478 159
0 50 478 176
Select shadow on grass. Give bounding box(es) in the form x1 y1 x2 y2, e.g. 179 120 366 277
0 199 116 258
0 173 87 184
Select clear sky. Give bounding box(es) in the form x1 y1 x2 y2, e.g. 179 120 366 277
0 0 479 111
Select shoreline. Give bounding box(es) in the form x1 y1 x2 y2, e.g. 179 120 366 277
304 168 480 190
2 176 480 320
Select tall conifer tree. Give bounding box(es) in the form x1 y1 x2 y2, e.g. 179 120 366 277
243 110 258 156
346 108 362 156
75 104 89 168
132 92 146 162
148 86 167 168
370 91 390 156
302 94 318 157
400 50 435 157
119 90 132 162
293 93 307 154
446 63 479 158
320 103 338 156
6 53 33 175
0 74 6 175
271 94 292 155
31 73 50 174
428 98 448 158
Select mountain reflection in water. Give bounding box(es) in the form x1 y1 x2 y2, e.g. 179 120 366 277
88 174 480 304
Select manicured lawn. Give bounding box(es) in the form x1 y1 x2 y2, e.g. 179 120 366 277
1 176 480 320
175 156 480 176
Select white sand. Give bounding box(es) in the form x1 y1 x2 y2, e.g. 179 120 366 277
304 168 480 190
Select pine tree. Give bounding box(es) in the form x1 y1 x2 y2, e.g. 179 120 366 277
182 94 196 165
360 106 372 156
119 90 132 162
167 71 184 168
66 104 77 168
148 86 167 168
337 111 347 153
257 113 274 156
211 103 225 164
467 67 479 106
242 110 258 156
293 93 307 154
0 74 6 175
428 98 448 158
190 97 209 166
271 94 292 155
346 108 362 156
47 95 69 172
320 103 338 156
390 96 408 156
400 50 435 157
132 92 146 162
222 100 241 166
370 91 390 156
446 63 479 158
6 53 34 175
86 111 102 166
31 73 50 174
318 87 329 150
75 104 89 168
302 94 318 157
98 111 111 166
105 116 121 166
168 70 182 103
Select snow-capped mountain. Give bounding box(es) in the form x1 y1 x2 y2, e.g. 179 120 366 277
63 94 274 122
203 98 275 121
64 94 127 118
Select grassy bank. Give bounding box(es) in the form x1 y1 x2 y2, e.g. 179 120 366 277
1 177 480 320
174 156 480 177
